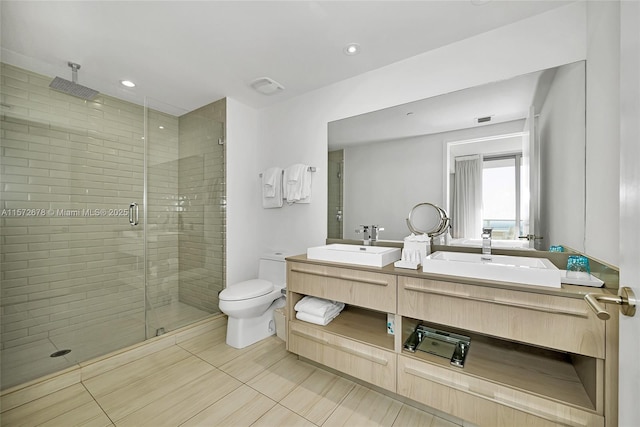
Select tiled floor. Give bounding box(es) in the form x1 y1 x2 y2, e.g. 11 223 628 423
1 319 460 427
1 302 211 390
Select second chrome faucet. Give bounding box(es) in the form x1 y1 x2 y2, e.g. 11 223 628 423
481 227 493 260
356 225 384 245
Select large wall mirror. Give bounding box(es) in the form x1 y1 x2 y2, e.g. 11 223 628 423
327 61 586 252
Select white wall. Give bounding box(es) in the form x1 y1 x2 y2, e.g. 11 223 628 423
585 1 620 265
225 97 261 285
240 2 587 265
343 135 443 241
538 61 586 251
342 120 525 241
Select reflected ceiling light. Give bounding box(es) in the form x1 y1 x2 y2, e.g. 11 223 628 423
343 43 360 56
120 80 136 88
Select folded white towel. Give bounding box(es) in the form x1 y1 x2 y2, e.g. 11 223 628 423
296 310 340 326
294 296 344 317
262 167 280 197
283 164 311 203
262 167 283 208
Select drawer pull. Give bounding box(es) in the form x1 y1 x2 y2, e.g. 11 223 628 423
291 329 389 366
291 268 390 287
404 285 588 318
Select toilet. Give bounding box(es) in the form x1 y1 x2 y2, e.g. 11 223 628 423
218 252 287 349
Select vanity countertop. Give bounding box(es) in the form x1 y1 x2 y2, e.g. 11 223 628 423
286 254 616 299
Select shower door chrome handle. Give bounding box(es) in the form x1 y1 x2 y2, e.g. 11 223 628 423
129 202 139 226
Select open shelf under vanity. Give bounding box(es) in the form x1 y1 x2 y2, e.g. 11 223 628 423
401 317 599 413
289 305 394 351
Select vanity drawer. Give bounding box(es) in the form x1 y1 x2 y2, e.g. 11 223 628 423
288 321 396 392
287 261 396 313
398 277 605 358
397 355 603 427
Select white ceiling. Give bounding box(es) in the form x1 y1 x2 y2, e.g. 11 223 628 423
328 69 546 149
1 1 571 116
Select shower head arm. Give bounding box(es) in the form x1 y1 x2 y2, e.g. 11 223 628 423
68 62 81 83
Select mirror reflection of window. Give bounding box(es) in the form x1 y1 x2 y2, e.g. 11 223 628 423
482 154 522 240
328 61 585 250
448 133 525 241
452 155 483 239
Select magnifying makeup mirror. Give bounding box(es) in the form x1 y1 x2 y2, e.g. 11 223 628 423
406 202 450 237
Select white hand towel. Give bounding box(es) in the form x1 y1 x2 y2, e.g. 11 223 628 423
262 167 280 197
283 164 311 203
294 296 344 317
296 310 340 326
262 167 283 208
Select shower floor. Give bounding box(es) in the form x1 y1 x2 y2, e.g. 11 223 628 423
0 302 212 390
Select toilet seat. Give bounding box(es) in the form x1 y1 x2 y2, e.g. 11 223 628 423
219 279 274 301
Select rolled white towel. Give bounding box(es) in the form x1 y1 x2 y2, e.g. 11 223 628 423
294 296 344 317
296 310 340 326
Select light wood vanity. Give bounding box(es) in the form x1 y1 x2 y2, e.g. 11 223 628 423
285 254 618 427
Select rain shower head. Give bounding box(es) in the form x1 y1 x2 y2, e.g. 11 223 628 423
49 62 99 100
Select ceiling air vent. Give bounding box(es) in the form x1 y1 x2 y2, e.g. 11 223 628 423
477 116 492 123
250 77 284 95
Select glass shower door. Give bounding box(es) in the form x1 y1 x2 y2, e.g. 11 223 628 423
144 97 225 337
0 64 225 391
0 63 146 389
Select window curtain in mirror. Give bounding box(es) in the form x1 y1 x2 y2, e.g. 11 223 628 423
452 156 483 239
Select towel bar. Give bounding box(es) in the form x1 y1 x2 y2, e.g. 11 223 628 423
259 166 315 177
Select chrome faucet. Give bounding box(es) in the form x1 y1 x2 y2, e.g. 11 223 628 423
371 225 384 244
481 227 493 260
355 225 371 245
355 225 384 245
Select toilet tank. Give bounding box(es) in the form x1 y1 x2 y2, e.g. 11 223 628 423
258 252 288 286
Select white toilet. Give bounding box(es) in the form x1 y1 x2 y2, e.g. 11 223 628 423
218 252 287 349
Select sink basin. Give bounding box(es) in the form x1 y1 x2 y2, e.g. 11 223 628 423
307 244 401 267
450 238 533 250
422 251 561 288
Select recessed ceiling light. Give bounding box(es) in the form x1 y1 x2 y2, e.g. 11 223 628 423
343 43 360 56
120 80 136 88
158 126 165 130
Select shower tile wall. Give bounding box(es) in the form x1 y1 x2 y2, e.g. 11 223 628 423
177 100 226 313
0 63 224 388
327 150 343 240
0 63 148 371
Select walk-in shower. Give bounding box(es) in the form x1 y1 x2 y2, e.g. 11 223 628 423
0 63 226 389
